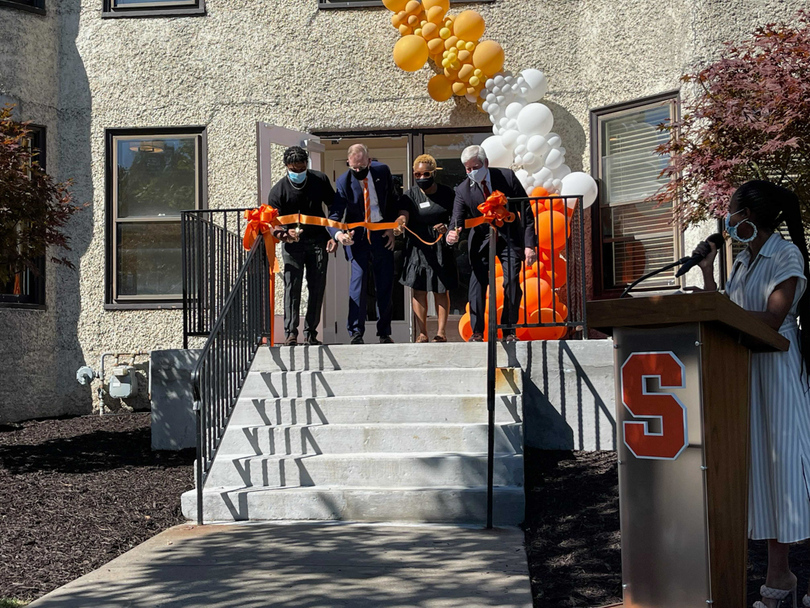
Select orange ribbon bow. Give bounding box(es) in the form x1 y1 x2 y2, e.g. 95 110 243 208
474 190 515 227
243 204 279 250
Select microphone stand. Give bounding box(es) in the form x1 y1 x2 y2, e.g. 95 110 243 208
619 257 690 299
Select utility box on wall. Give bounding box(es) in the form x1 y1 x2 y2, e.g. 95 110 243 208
109 365 138 398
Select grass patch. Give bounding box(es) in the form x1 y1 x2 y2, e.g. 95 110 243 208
0 599 29 607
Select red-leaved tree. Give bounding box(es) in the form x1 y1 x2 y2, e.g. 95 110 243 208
653 11 810 225
0 105 81 287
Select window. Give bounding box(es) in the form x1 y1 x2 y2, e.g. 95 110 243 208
1 126 47 308
318 0 492 8
591 93 679 296
106 128 206 307
0 0 45 14
102 0 204 18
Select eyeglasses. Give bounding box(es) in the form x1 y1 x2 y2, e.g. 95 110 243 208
413 171 433 178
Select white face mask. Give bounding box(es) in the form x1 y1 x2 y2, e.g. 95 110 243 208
468 167 487 183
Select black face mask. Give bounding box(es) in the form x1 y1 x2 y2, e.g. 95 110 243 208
351 166 370 181
416 177 435 190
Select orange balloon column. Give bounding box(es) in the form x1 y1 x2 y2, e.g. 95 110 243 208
536 210 567 252
458 311 472 341
520 275 552 311
516 309 565 341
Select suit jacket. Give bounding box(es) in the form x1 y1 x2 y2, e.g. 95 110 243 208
451 167 537 257
328 161 399 239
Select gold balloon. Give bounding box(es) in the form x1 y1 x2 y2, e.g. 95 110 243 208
472 40 504 76
458 64 474 82
404 0 421 13
422 22 438 39
382 0 409 11
452 10 486 42
399 24 412 35
444 36 459 50
391 13 403 27
426 5 445 23
393 35 429 72
422 0 449 13
427 74 454 101
457 49 471 63
452 81 467 96
407 14 418 25
427 37 444 54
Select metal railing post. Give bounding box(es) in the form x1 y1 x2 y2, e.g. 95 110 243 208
486 224 497 530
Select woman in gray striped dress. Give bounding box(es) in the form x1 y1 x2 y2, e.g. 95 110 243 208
695 181 810 608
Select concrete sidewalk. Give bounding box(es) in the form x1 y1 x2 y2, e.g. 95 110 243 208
28 521 533 608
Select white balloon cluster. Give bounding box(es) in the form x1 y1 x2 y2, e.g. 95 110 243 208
478 68 597 209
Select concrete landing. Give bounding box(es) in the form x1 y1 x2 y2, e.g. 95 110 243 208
28 522 533 608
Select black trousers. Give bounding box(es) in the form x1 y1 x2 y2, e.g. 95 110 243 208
469 242 522 335
281 239 328 339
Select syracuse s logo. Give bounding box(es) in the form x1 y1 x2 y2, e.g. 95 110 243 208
620 351 688 460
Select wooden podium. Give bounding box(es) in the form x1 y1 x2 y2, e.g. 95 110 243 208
587 292 788 608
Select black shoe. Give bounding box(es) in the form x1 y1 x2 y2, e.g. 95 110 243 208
305 335 322 346
284 334 298 346
350 332 364 345
503 334 519 343
470 333 484 342
379 335 394 344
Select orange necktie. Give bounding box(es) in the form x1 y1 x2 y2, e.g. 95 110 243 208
363 178 372 242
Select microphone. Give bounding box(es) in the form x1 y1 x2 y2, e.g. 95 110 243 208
674 233 725 278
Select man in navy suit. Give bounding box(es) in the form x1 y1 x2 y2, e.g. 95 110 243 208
447 145 537 342
329 144 400 344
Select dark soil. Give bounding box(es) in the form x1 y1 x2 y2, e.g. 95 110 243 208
0 413 194 603
523 449 810 607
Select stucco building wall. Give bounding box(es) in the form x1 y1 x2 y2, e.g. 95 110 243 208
0 0 804 422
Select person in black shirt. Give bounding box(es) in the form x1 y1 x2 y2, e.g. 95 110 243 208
396 154 458 343
267 146 335 346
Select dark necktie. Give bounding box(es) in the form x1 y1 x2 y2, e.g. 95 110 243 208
481 180 491 198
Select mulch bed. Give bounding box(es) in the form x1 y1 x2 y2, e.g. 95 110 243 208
1 415 807 607
0 413 194 603
523 448 810 607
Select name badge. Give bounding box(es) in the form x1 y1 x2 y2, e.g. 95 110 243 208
419 201 431 209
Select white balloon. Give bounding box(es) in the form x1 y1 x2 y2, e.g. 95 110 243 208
499 117 510 128
552 179 562 191
504 75 514 84
520 69 549 103
488 103 500 116
546 133 562 149
486 94 496 103
560 171 599 208
545 148 564 169
534 167 553 185
517 76 525 86
515 169 529 185
485 78 495 89
514 144 528 157
489 114 497 124
465 94 478 103
554 164 571 179
492 125 501 136
482 102 490 113
513 154 523 166
516 103 554 137
525 175 536 188
502 84 512 94
492 86 501 95
516 134 528 146
494 75 505 86
480 135 513 168
526 135 549 156
543 179 555 192
504 102 524 119
523 156 543 174
558 146 567 156
501 129 520 148
522 151 536 166
496 95 506 104
506 118 518 131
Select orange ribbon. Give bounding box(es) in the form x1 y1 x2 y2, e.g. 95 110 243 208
472 190 515 228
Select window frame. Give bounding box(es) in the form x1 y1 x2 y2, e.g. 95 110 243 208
102 0 204 19
104 126 207 309
0 0 45 14
0 125 47 310
589 91 681 299
318 0 493 9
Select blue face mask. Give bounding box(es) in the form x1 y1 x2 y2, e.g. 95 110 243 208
288 170 307 184
725 209 757 243
468 167 487 183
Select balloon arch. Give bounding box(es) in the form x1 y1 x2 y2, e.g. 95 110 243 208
383 0 598 340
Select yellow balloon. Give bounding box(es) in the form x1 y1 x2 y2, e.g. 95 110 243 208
453 10 486 42
472 40 504 76
382 0 408 11
469 76 480 87
427 74 454 102
439 27 451 39
393 35 429 72
465 41 475 52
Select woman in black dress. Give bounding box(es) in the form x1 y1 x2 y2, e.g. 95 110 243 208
396 154 458 342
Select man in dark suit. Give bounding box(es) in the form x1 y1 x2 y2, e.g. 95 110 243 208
329 143 400 344
447 145 537 342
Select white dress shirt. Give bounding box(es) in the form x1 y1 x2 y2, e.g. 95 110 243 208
365 176 383 223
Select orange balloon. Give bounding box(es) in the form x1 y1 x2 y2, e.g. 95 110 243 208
452 10 486 41
427 74 454 102
393 35 429 72
472 40 504 76
536 210 567 252
520 275 552 312
516 308 565 341
553 300 569 320
541 254 567 288
547 197 565 213
459 311 472 342
531 186 550 198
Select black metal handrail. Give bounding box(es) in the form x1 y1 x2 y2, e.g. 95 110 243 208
182 208 254 348
485 194 588 528
191 234 272 525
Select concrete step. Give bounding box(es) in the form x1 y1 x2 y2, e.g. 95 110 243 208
239 367 521 399
251 342 519 372
205 452 524 489
227 394 522 425
182 485 525 525
217 422 524 456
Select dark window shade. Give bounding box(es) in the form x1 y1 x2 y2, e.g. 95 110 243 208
0 0 45 12
598 100 676 290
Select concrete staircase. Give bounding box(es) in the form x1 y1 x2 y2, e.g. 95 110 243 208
181 342 525 525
